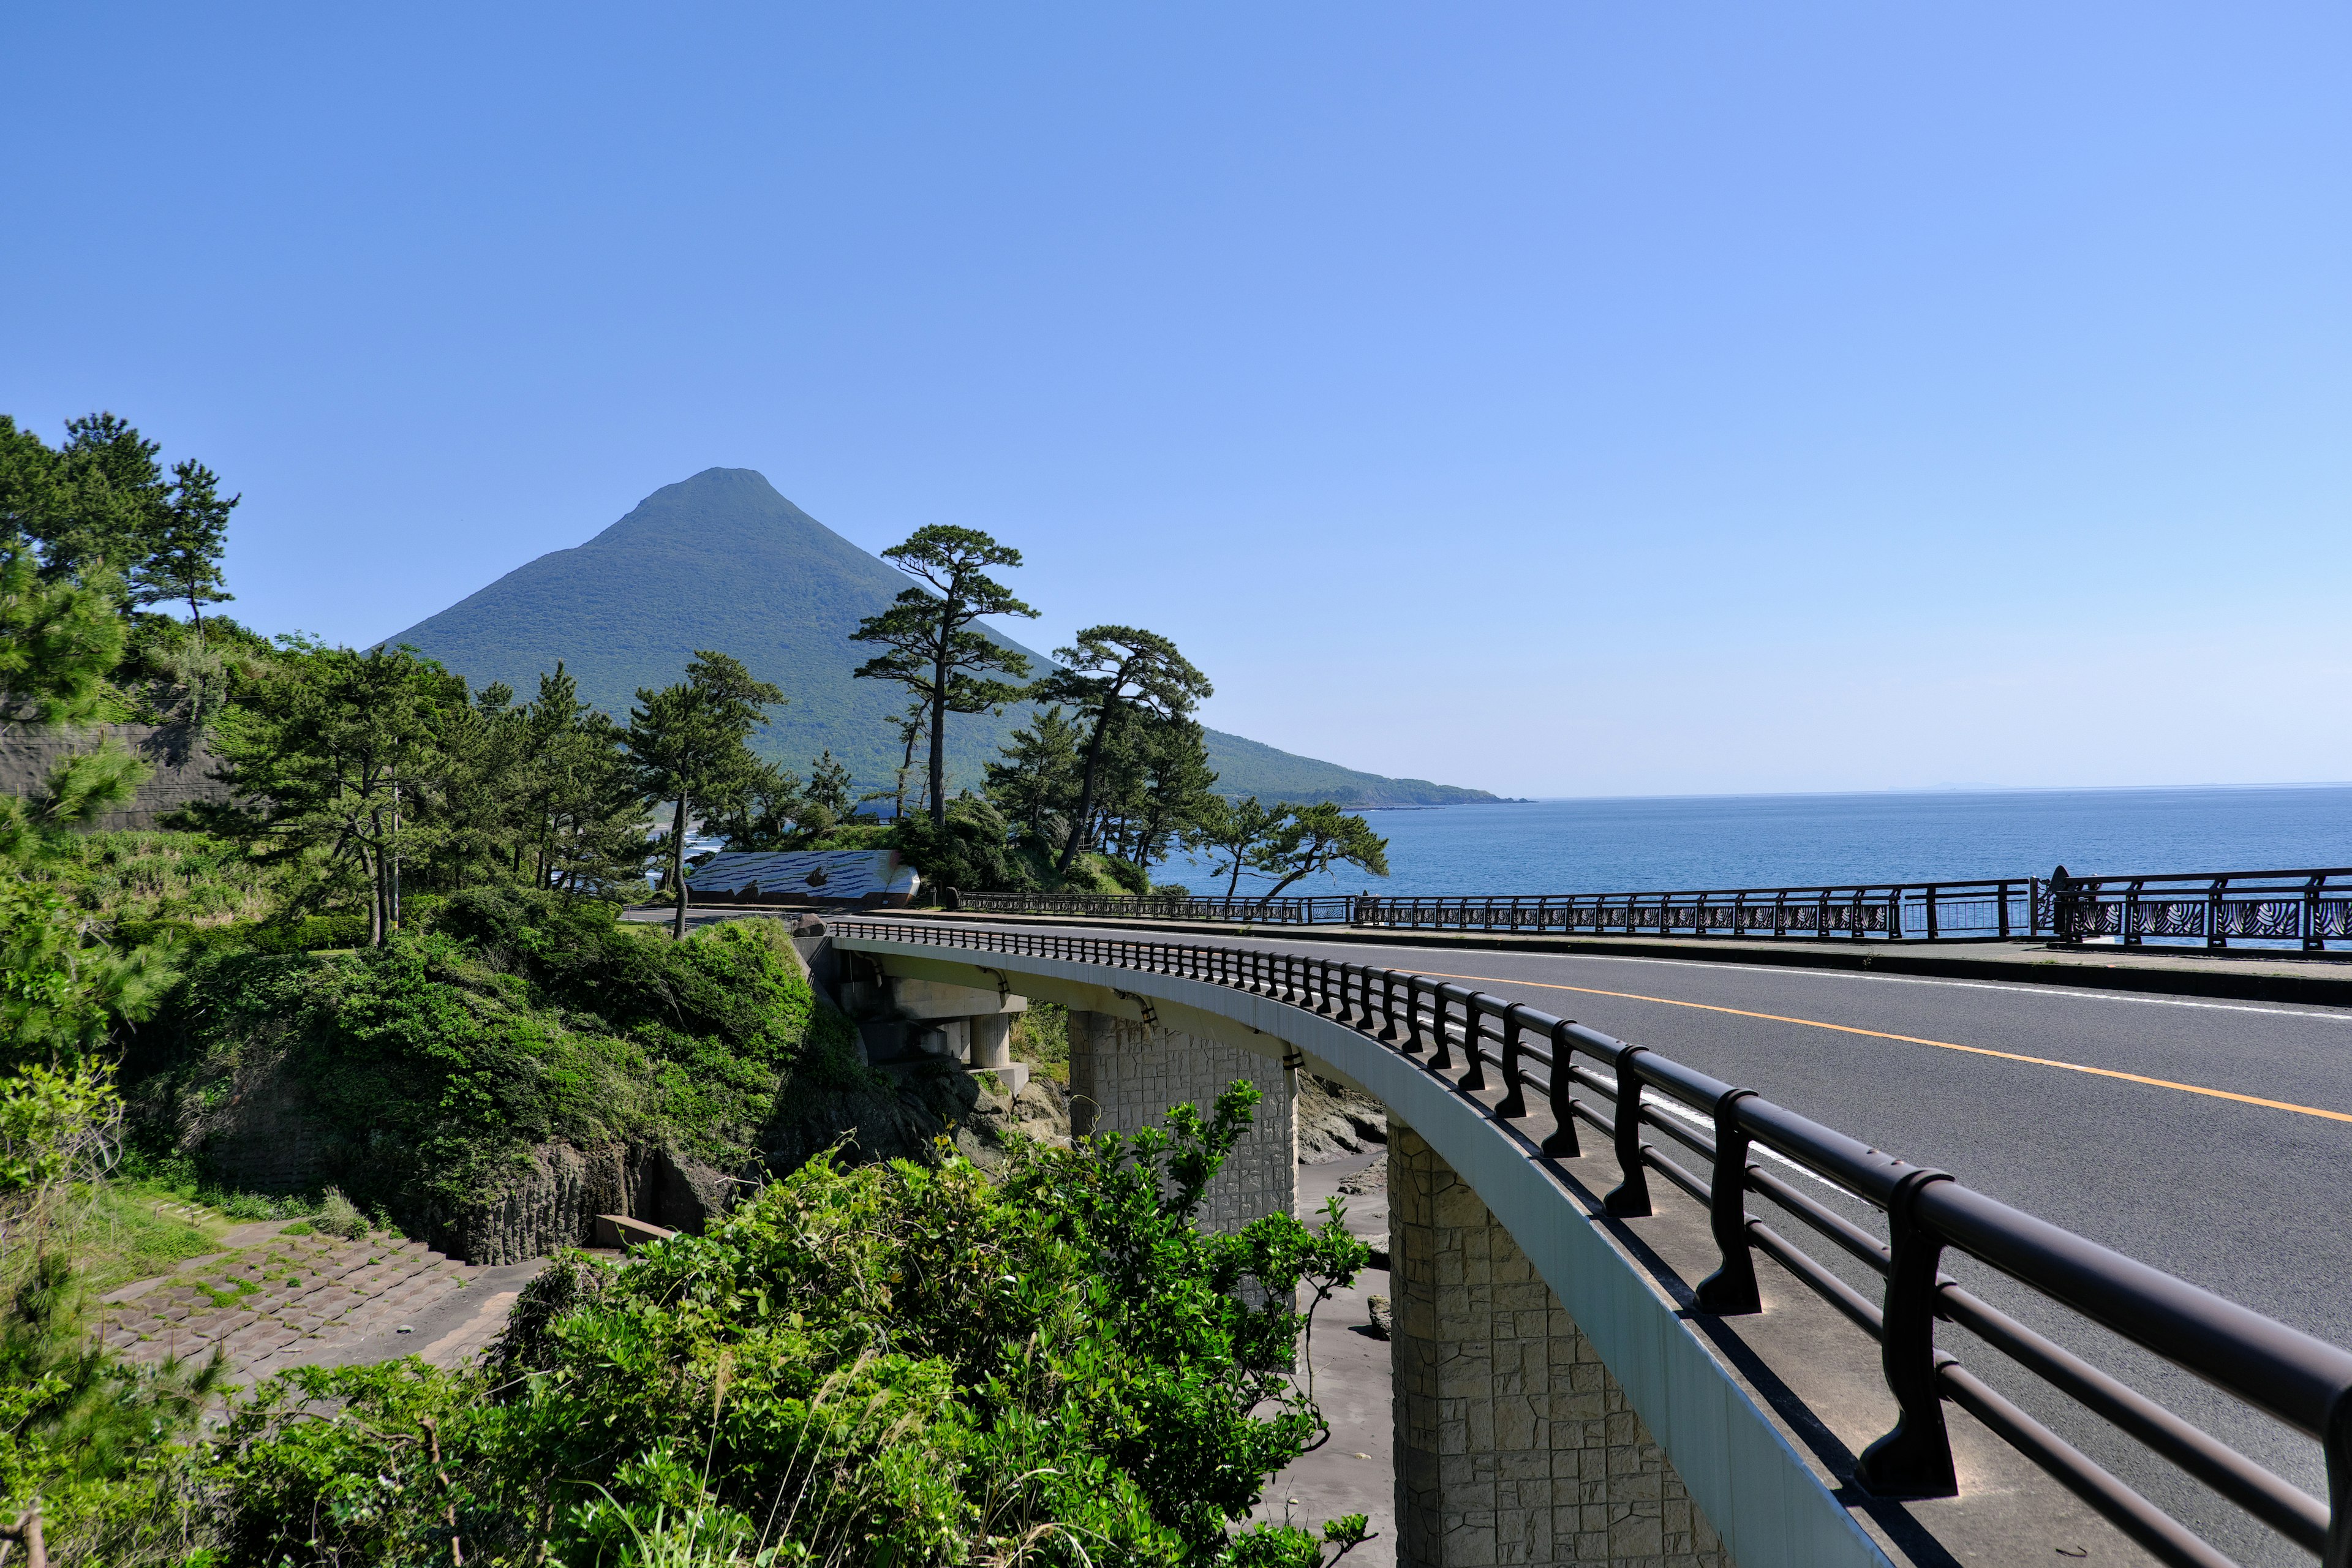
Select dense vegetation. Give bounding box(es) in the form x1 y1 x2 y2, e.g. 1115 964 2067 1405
31 1088 1368 1567
130 892 876 1245
1 411 1382 1564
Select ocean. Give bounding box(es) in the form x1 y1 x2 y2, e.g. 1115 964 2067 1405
1148 785 2352 900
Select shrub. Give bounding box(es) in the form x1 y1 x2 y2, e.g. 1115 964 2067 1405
137 888 869 1237
889 797 1035 898
198 1085 1369 1567
315 1187 366 1241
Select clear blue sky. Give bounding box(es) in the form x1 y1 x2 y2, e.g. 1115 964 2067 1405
6 6 2345 797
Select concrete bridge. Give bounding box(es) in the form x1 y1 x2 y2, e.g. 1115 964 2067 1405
810 914 2352 1568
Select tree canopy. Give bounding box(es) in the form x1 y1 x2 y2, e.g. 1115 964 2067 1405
623 650 785 937
1038 626 1213 875
851 524 1037 829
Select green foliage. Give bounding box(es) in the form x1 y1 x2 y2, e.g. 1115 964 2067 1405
0 1251 224 1556
0 1065 123 1200
1 412 235 598
709 750 861 853
206 640 471 944
1254 802 1390 901
1 880 177 1060
197 1085 1368 1567
1011 1000 1069 1084
1191 799 1389 904
145 890 864 1231
434 662 647 900
626 650 787 937
0 542 127 731
314 1186 368 1241
33 831 279 927
1038 627 1214 876
889 796 1036 898
46 1180 220 1297
127 460 236 628
115 911 371 959
1196 797 1289 902
114 612 275 752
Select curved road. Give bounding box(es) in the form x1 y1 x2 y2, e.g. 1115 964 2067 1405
922 919 2352 1566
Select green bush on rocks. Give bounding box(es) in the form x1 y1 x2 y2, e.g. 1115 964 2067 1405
126 888 872 1248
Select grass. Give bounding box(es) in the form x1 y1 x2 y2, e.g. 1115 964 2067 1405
39 830 285 925
1012 1000 1069 1084
54 1182 232 1296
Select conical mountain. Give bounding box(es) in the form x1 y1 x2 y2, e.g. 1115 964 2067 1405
383 468 1496 805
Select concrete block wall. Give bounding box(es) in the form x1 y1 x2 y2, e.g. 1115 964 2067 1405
0 722 232 831
1066 1009 1295 1234
1390 1122 1733 1568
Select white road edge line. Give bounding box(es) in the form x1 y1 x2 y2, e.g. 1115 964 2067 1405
1543 952 2352 1020
1265 932 2352 1022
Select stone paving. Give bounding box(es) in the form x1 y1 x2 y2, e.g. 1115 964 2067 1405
97 1223 488 1380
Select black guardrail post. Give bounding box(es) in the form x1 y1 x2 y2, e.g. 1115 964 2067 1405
1858 1167 1960 1498
1460 995 1492 1091
1604 1048 1653 1217
1542 1020 1581 1157
2326 1390 2351 1568
1696 1087 1762 1315
1496 1008 1528 1118
1428 989 1456 1071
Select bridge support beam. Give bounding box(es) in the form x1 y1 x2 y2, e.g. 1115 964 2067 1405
1390 1121 1732 1568
1067 1010 1295 1233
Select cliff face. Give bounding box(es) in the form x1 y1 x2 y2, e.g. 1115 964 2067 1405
0 722 232 829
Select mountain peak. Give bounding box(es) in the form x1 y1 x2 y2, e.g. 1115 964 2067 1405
383 473 1497 806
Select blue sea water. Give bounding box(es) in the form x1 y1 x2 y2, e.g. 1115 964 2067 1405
1150 786 2352 900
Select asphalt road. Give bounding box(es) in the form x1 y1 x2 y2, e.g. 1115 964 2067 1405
912 919 2352 1567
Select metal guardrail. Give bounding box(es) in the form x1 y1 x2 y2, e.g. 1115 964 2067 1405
836 917 2352 1568
1355 880 2037 940
952 864 2352 950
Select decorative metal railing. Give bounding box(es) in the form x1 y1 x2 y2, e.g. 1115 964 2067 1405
951 865 2352 950
835 917 2352 1568
951 891 1355 925
2047 866 2352 953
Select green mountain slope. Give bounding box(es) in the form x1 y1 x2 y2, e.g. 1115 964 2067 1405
382 468 1497 807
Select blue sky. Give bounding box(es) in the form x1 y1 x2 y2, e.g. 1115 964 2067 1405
5 6 2345 797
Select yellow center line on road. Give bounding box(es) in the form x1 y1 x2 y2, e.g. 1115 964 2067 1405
1412 970 2352 1125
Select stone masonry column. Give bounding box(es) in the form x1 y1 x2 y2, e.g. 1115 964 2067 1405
1066 1010 1295 1233
1390 1121 1733 1568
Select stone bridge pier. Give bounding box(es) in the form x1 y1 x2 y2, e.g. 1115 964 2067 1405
1389 1123 1730 1568
832 940 1812 1568
1067 1008 1295 1232
1056 1006 1730 1565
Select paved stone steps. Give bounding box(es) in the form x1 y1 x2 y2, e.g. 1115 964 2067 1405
98 1227 484 1376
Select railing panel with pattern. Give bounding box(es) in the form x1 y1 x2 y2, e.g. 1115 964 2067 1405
2047 867 2352 953
950 891 1355 924
834 916 2352 1568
